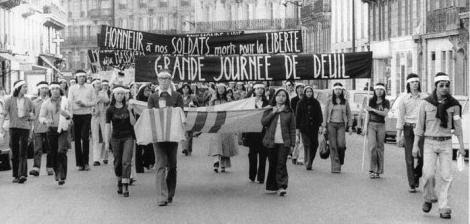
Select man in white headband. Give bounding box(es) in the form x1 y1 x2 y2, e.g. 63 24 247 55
414 72 464 219
147 69 184 206
29 81 53 177
2 80 34 183
90 78 111 166
68 70 97 171
396 73 427 193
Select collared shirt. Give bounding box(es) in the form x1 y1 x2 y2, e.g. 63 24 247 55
396 92 427 129
414 100 461 137
32 96 49 133
68 84 96 115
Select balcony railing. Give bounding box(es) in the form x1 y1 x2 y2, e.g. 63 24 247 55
43 3 67 29
195 18 301 32
427 7 468 33
88 8 112 19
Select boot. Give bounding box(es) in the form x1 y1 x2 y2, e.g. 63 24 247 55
117 181 123 194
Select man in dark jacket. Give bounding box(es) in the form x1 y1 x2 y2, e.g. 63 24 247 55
147 70 184 206
295 86 323 170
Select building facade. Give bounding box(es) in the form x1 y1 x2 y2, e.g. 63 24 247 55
301 0 331 88
0 0 66 93
331 0 369 90
62 0 193 73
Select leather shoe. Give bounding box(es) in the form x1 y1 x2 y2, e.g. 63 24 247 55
58 180 65 185
12 178 19 183
18 176 27 184
168 197 173 203
158 201 168 206
422 202 432 213
439 212 451 219
93 161 101 166
29 170 39 176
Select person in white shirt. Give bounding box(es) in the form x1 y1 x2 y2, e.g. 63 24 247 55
91 79 110 166
68 70 97 171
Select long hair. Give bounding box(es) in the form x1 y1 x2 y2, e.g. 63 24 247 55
332 90 346 105
179 83 193 95
270 89 292 111
370 88 387 108
136 84 152 101
215 86 228 102
406 82 421 93
13 88 21 97
110 93 127 107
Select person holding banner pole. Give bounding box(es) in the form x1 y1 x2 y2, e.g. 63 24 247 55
365 83 390 179
396 73 426 193
261 88 296 196
414 72 464 219
147 70 184 206
322 83 353 173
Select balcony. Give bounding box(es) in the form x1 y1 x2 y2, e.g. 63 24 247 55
0 0 21 10
195 18 301 32
88 8 112 19
427 7 468 33
43 3 67 30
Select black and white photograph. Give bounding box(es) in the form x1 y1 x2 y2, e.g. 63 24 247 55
0 0 469 223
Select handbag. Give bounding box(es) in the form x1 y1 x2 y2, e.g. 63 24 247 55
319 133 330 159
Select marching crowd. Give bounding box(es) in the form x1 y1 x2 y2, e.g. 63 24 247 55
0 69 465 219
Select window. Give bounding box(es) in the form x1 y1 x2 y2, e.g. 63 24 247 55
148 17 153 30
87 25 92 40
160 0 168 7
181 0 189 7
441 51 446 73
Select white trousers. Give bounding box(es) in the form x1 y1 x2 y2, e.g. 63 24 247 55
91 115 108 162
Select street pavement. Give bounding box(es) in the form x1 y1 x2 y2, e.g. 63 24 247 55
0 133 468 224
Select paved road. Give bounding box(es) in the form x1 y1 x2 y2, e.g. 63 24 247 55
0 134 468 224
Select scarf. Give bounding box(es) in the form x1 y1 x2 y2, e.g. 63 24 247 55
424 90 461 129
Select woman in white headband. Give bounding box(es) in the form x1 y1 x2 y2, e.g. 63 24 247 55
321 82 353 173
365 82 390 179
2 80 34 183
104 85 136 198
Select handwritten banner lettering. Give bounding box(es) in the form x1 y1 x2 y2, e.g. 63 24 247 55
88 49 144 69
98 25 303 56
135 52 373 82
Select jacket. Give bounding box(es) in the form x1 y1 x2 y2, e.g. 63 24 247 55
295 97 323 132
322 99 353 128
4 96 34 130
261 107 296 149
147 90 184 109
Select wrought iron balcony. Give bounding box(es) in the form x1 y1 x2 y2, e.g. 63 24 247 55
88 8 112 19
43 3 67 29
195 18 301 32
427 7 468 33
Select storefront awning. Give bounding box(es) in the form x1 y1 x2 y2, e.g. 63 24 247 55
0 53 33 71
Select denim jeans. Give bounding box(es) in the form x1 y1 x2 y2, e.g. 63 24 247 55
327 122 346 172
154 142 178 203
422 138 453 213
266 144 290 191
403 125 424 188
111 137 134 184
10 128 30 178
47 128 69 181
73 114 91 167
33 132 51 170
367 122 385 174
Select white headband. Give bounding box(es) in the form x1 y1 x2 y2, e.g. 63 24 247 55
49 84 61 89
113 87 129 94
14 80 26 90
75 72 87 77
332 85 343 90
37 83 49 89
253 84 265 89
406 77 420 83
374 85 386 90
157 71 172 79
91 80 101 86
434 75 450 83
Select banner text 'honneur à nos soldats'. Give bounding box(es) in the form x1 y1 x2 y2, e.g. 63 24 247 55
135 52 372 82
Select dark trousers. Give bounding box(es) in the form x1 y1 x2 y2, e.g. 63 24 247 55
248 142 267 182
73 114 91 167
154 142 178 203
10 128 30 178
136 144 155 173
301 128 320 169
266 144 290 191
404 125 424 188
33 133 51 169
47 128 68 181
111 137 134 184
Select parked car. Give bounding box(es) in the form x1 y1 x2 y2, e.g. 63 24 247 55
384 95 399 143
452 95 469 161
345 90 373 133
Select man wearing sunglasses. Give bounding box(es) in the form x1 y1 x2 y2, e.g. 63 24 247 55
413 72 465 219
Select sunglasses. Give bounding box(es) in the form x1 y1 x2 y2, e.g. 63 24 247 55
438 83 450 88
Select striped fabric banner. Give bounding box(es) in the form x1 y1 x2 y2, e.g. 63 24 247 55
134 107 187 144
